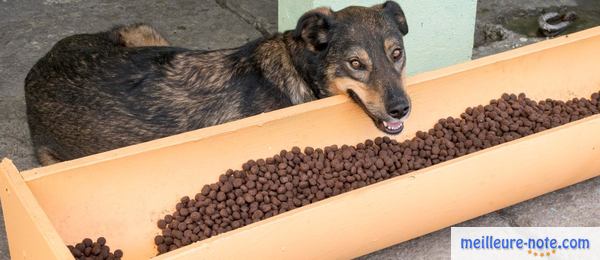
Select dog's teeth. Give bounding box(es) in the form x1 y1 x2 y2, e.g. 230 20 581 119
383 121 403 131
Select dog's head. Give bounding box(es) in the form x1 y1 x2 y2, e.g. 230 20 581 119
294 1 410 134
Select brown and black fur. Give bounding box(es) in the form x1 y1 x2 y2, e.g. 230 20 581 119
25 1 410 165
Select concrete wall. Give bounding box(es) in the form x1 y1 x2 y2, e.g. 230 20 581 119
278 0 478 75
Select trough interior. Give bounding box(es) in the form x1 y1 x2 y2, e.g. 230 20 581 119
20 30 600 259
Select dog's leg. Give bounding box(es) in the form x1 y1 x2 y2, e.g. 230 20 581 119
110 23 171 47
36 146 61 166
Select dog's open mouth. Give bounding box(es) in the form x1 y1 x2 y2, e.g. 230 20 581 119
381 120 404 134
347 90 405 135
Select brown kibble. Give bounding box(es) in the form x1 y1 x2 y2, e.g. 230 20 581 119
375 159 384 169
155 235 164 245
221 182 233 192
157 219 167 229
190 211 201 221
252 210 264 220
95 237 106 247
304 146 314 155
155 92 600 256
216 191 227 201
70 247 83 257
277 162 287 170
158 244 168 254
180 196 190 204
180 207 189 216
83 238 93 247
75 243 85 252
244 194 255 203
291 146 301 154
342 149 352 159
219 208 229 217
316 191 325 200
92 244 101 255
233 178 244 187
178 222 187 231
201 185 210 195
284 151 294 160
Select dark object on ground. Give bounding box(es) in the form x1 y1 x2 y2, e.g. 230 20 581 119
538 11 577 37
154 91 600 255
474 23 505 47
25 1 411 166
67 237 123 260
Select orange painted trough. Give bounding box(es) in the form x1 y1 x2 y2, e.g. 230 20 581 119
2 27 600 260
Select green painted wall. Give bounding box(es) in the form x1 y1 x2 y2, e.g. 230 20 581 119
278 0 478 75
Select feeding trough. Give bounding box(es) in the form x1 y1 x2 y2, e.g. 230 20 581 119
1 27 600 260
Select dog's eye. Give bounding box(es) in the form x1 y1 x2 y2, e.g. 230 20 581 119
391 48 403 61
349 59 363 70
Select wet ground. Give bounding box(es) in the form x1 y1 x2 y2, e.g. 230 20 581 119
473 0 600 58
503 0 600 37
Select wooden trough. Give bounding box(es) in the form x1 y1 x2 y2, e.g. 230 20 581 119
2 27 600 260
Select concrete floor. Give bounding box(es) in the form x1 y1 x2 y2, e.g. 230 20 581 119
0 0 598 259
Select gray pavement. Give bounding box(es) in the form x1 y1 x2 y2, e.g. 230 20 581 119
0 1 598 259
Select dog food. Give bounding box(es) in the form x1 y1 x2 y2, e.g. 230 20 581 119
67 237 123 260
154 92 600 254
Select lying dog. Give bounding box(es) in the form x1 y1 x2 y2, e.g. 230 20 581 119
25 1 410 165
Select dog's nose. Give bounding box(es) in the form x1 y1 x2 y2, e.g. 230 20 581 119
387 103 410 119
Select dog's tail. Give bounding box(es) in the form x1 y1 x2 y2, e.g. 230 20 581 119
109 23 171 47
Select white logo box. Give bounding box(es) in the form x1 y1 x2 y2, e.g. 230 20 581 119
452 227 600 260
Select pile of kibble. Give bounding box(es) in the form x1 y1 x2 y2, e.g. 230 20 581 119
67 237 123 260
154 92 600 254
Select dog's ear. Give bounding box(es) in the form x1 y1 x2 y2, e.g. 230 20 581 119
380 1 408 35
294 7 335 52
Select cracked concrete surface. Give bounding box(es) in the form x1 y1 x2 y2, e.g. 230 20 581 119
216 0 277 36
0 1 598 259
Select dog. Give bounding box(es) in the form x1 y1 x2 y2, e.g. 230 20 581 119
25 1 410 165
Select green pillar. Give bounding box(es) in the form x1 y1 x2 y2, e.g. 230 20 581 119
278 0 478 75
